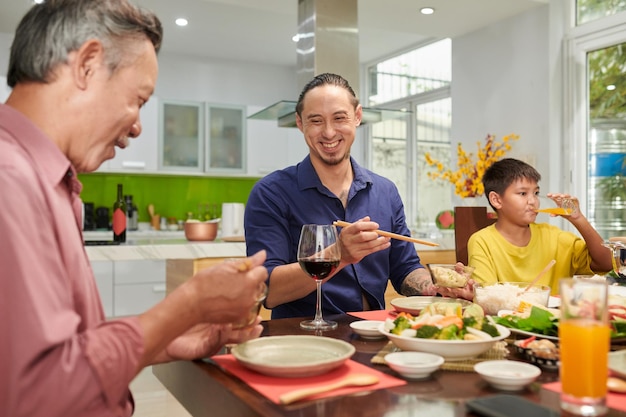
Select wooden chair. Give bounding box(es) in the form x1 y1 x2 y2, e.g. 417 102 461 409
454 206 496 265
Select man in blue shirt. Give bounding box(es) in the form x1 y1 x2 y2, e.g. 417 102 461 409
245 73 463 319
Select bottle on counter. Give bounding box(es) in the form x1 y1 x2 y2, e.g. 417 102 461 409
124 195 138 231
113 184 127 242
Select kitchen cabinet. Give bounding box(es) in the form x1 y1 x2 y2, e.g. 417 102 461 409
91 260 114 318
158 100 246 174
113 260 166 316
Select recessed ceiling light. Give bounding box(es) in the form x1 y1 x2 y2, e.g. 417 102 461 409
33 0 44 4
607 84 616 91
175 18 188 27
420 7 435 15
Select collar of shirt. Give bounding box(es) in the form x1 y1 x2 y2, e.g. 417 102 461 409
296 155 373 200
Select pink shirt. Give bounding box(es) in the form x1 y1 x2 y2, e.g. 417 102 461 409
0 104 144 416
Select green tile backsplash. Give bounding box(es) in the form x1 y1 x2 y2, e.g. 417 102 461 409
78 172 260 223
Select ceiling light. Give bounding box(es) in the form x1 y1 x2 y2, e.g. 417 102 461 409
175 18 188 27
607 84 616 91
420 7 435 15
33 0 44 3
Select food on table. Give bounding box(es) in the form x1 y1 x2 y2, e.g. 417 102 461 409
429 264 471 288
473 282 550 315
495 296 626 339
384 301 500 340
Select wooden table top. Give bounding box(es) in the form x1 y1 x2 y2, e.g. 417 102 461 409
153 314 622 417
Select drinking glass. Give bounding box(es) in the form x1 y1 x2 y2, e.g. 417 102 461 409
559 278 609 416
297 224 341 331
535 196 578 215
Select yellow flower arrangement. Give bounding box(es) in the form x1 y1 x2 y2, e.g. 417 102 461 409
424 134 519 198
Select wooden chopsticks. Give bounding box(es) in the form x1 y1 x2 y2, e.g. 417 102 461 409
333 220 439 247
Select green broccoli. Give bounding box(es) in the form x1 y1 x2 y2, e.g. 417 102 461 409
480 322 500 337
463 316 479 329
437 324 461 340
391 316 412 335
415 325 440 339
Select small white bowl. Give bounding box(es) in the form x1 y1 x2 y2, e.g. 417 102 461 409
384 351 444 380
474 360 541 391
349 320 386 339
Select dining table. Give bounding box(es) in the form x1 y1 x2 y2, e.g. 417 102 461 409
152 313 625 417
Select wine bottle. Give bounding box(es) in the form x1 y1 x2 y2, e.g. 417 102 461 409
112 184 127 242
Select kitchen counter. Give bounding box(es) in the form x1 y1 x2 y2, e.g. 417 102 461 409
83 230 246 261
83 230 454 262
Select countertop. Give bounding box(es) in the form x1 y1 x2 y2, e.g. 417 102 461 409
82 230 453 262
83 230 246 261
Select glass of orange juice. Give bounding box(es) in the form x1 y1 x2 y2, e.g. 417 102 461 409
559 278 609 416
536 197 578 216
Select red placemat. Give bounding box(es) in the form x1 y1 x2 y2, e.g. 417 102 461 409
211 355 406 404
348 310 396 321
543 382 626 412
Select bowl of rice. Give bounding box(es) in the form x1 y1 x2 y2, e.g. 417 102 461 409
473 282 551 316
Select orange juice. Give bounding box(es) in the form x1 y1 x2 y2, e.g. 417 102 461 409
559 319 610 398
535 207 572 215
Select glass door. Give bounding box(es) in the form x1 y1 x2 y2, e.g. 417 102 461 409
159 100 204 172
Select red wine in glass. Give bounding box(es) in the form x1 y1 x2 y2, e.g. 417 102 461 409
297 224 341 330
298 258 339 279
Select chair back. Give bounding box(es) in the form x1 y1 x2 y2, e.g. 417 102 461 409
454 206 496 265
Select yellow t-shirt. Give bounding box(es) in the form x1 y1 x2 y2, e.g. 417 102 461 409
467 223 594 294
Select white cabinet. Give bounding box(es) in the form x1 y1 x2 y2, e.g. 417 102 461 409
113 260 166 317
91 261 114 318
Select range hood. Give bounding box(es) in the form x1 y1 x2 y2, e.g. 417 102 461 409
248 0 409 128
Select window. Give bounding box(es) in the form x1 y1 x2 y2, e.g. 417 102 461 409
367 39 452 232
577 0 626 25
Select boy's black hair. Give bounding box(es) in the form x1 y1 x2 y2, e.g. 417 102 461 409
482 158 541 210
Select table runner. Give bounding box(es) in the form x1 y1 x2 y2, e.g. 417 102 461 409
348 310 396 321
211 355 406 404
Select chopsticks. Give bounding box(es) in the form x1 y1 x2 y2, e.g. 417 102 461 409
333 220 439 247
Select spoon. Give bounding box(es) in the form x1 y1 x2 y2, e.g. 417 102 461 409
278 374 379 405
607 376 626 393
522 259 556 293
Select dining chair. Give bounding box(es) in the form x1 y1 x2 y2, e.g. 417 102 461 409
454 206 496 265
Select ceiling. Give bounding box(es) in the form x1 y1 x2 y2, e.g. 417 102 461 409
0 0 548 67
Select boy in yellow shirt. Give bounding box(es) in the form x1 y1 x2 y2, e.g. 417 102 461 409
467 158 612 294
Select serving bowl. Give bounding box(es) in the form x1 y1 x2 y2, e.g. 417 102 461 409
390 296 473 316
184 219 219 241
474 360 541 391
378 322 510 361
427 264 475 288
474 282 551 315
384 351 444 380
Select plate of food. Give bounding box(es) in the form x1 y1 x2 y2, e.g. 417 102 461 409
380 301 510 360
231 335 355 378
390 296 473 316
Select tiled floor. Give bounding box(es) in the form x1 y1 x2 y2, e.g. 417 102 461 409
130 366 191 417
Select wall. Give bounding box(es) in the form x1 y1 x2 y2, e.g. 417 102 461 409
452 5 550 183
78 173 258 225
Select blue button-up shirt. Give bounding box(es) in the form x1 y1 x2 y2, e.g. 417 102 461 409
245 155 424 319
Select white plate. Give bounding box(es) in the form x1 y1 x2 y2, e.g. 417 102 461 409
390 296 472 316
378 322 510 361
610 285 626 297
609 350 626 379
231 335 355 378
350 320 386 339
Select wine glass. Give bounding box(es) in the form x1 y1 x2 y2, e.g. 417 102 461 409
297 224 341 330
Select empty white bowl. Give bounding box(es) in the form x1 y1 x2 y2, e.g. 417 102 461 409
474 360 541 391
349 320 386 339
384 351 444 380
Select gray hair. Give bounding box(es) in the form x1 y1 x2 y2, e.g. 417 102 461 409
295 73 359 116
7 0 163 88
